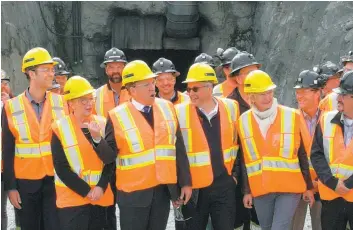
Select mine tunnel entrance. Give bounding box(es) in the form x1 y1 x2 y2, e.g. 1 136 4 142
123 49 199 92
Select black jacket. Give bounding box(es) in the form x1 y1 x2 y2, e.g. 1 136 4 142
51 128 115 198
106 108 192 207
228 87 250 115
311 111 353 190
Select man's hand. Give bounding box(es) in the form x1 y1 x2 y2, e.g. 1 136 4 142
88 186 104 201
8 190 22 209
243 194 253 209
335 179 350 196
1 92 10 103
303 190 315 208
179 186 192 205
87 121 102 140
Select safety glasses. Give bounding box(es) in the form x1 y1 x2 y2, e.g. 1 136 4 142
186 85 208 93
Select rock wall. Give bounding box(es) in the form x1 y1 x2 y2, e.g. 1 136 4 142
1 1 353 106
253 1 353 105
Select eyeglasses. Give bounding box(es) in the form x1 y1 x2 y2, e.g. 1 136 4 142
79 97 95 105
186 85 209 93
32 68 55 74
174 206 192 222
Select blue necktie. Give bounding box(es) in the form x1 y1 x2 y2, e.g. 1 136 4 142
143 106 151 113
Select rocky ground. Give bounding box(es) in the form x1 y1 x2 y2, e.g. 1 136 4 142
5 201 313 230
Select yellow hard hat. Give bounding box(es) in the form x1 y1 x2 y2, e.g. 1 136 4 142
63 76 95 101
244 70 277 93
22 47 58 72
122 60 157 86
183 63 218 84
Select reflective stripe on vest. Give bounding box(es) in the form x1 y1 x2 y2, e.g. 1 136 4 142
262 157 301 172
50 94 65 120
187 152 211 167
155 100 177 144
322 112 337 163
239 112 260 161
8 95 32 143
15 142 51 157
95 86 105 117
176 104 192 152
57 117 84 174
213 84 223 97
279 107 296 158
246 160 262 177
335 164 353 179
328 93 338 111
115 104 144 153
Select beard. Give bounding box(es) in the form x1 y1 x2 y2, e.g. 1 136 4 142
108 73 122 83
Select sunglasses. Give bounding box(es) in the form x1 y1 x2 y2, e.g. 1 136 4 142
186 85 209 93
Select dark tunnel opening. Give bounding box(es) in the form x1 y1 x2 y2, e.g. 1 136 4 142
122 49 199 92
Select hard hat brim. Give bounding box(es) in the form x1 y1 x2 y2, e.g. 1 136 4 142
155 70 180 77
21 60 59 73
182 78 218 84
55 70 70 76
122 73 157 86
100 59 128 68
332 87 350 95
64 88 95 101
230 63 261 76
245 84 277 93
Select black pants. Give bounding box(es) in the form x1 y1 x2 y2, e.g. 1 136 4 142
234 182 259 230
188 176 236 230
16 176 60 230
321 198 353 230
106 170 117 230
58 204 110 230
118 186 170 230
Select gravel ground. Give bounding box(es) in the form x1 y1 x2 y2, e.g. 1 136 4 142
5 201 314 230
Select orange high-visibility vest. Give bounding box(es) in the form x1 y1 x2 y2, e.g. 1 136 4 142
237 105 306 198
319 92 338 112
213 82 235 98
317 111 353 201
52 114 114 208
298 110 320 181
175 98 239 189
109 98 178 192
94 84 130 117
4 92 67 180
174 91 190 105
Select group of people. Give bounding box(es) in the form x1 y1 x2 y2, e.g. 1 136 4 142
1 46 353 230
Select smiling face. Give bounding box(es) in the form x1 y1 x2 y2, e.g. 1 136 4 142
187 81 213 107
249 90 274 112
28 63 55 90
295 88 320 112
156 72 176 95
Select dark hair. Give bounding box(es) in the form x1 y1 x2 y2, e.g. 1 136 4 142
230 69 241 77
125 82 136 90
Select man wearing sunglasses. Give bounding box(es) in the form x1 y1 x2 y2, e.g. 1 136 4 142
311 70 353 229
175 63 240 230
2 47 68 229
105 60 192 230
153 57 189 105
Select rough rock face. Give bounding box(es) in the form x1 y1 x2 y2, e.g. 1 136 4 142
253 1 353 105
1 1 353 107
